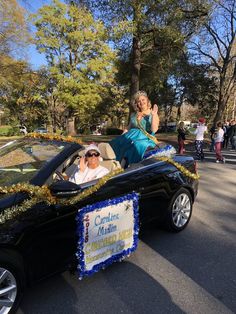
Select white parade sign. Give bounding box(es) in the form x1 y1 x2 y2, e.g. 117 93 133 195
76 192 139 278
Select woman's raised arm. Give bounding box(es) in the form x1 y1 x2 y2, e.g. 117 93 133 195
151 104 159 133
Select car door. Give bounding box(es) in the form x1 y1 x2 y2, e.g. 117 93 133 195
18 201 79 281
83 160 173 224
19 159 173 281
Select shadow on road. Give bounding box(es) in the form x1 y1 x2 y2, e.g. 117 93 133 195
18 260 183 314
140 216 236 312
102 261 183 314
18 275 78 314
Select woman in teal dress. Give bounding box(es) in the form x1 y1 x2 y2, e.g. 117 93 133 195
110 91 159 166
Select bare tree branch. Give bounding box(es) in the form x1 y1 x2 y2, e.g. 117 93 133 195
190 41 222 71
205 23 227 59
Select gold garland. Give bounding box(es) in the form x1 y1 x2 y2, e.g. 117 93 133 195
26 132 83 145
0 169 123 225
156 156 200 180
56 168 123 206
136 114 159 145
0 134 199 225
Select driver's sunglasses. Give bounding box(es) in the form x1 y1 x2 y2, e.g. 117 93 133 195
85 152 100 158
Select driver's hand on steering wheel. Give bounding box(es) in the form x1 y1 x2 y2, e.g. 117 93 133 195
55 171 69 181
62 173 69 180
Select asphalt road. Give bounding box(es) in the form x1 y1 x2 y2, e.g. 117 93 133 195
16 152 236 314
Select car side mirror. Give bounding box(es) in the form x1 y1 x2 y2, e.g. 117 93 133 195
49 180 81 198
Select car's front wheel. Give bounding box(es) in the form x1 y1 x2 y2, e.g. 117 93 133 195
165 188 193 232
0 253 25 314
0 266 18 314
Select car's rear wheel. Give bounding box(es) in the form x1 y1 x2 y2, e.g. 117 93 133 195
0 253 25 314
165 188 193 232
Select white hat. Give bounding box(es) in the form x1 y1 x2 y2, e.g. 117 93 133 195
84 144 101 155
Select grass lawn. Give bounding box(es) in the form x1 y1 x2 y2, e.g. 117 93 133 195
0 136 22 146
0 132 205 150
74 132 208 150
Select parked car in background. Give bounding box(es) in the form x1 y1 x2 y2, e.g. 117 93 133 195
0 137 198 313
34 127 48 134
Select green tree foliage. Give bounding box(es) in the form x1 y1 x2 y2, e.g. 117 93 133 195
0 0 29 56
35 67 68 133
93 86 130 128
77 0 209 110
0 59 48 129
32 0 116 134
177 56 219 120
0 0 36 130
0 55 27 95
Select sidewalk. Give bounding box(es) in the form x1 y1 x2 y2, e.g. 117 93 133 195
157 133 197 151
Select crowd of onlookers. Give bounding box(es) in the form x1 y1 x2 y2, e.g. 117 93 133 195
177 118 236 163
208 120 236 161
214 120 236 150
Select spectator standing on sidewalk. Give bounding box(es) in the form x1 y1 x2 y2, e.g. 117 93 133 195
209 124 217 152
222 121 230 149
193 117 208 161
177 121 186 154
227 120 236 150
214 121 225 163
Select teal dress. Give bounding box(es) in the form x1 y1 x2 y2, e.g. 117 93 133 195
110 113 157 165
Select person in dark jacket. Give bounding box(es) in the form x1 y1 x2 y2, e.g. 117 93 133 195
227 120 236 150
209 124 217 152
177 121 186 154
222 121 230 149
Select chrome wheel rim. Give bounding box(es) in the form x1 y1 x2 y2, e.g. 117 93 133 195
0 268 17 314
172 193 191 228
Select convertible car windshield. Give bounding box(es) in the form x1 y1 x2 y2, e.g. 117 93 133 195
0 139 69 186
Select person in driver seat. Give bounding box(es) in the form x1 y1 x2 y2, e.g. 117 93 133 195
69 144 109 184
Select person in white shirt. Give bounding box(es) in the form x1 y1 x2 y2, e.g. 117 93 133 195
193 118 208 161
214 121 226 163
69 144 109 184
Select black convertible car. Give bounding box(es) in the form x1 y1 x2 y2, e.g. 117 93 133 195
0 136 198 313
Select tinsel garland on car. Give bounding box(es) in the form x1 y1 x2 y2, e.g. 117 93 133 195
0 169 123 225
0 134 199 224
156 156 200 180
0 157 199 225
26 132 83 144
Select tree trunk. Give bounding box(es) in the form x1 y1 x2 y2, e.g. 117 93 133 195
214 77 227 124
67 116 76 136
232 94 236 120
52 101 57 133
176 106 181 122
214 103 224 124
130 35 141 112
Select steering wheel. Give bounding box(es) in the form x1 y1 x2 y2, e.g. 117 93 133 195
54 170 66 181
